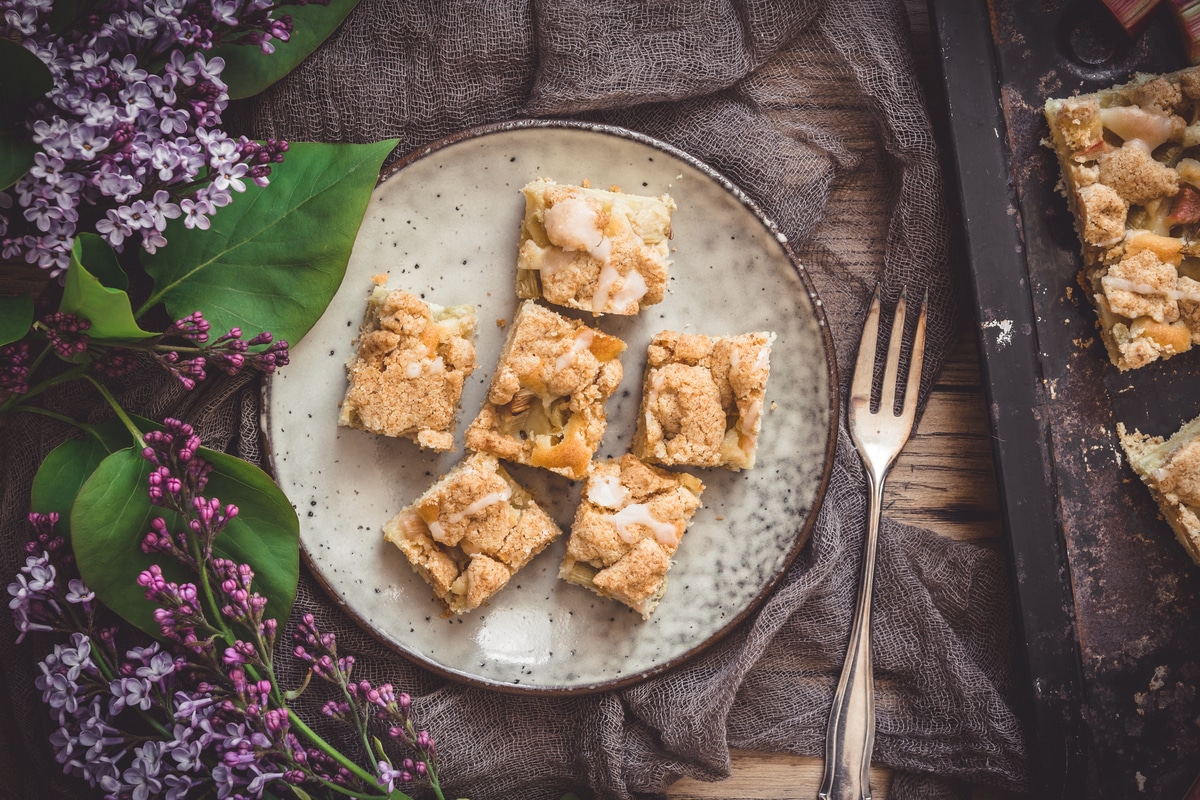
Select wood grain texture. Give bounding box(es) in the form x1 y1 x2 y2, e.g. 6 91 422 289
884 336 1002 543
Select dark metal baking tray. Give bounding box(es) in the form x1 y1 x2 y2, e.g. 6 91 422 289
929 1 1200 797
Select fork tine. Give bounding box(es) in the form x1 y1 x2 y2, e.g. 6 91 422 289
901 291 928 422
878 287 908 416
850 286 882 407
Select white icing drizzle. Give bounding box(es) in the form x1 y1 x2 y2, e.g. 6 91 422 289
544 197 604 253
404 361 423 379
446 487 513 524
610 503 680 548
587 475 628 509
606 267 648 313
555 329 594 371
592 263 621 312
1103 275 1200 303
427 520 447 542
753 342 770 371
738 397 763 436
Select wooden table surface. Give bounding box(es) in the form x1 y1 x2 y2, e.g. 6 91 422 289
666 330 1025 800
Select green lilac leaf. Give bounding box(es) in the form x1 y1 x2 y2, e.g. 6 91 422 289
72 447 300 639
213 0 360 100
140 138 396 346
78 232 129 290
0 127 38 192
61 239 156 342
0 294 33 346
45 0 82 34
0 39 52 113
289 788 313 800
0 39 51 189
30 417 155 544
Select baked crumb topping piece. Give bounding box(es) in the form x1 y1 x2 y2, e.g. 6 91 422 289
559 454 704 618
632 329 775 470
1118 418 1200 566
464 300 626 480
1044 67 1200 370
382 452 563 615
338 283 477 451
515 177 675 316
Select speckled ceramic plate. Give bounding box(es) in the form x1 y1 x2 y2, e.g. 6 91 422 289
264 121 837 694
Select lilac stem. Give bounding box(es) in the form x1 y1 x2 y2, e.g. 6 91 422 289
83 375 145 448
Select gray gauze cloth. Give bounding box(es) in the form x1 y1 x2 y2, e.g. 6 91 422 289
0 1 1030 798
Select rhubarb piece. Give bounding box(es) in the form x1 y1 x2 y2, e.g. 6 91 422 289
515 178 675 316
338 281 477 450
1170 1 1200 64
1118 417 1200 565
632 329 775 470
1103 0 1162 36
559 454 704 618
464 300 626 480
383 452 563 614
1043 67 1200 370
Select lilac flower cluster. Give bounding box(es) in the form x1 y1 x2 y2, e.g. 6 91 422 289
1 307 290 406
0 0 300 275
0 342 32 399
41 311 91 358
10 451 450 800
156 311 290 391
294 613 441 794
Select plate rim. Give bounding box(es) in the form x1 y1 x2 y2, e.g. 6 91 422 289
261 118 840 695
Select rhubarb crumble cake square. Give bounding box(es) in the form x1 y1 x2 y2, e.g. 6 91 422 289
338 281 477 451
515 177 675 316
559 454 704 618
1045 67 1200 370
632 329 775 471
1119 416 1200 566
382 452 563 614
464 300 626 480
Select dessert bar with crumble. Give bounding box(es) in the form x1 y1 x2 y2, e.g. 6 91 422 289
382 452 563 614
464 300 626 480
338 281 477 451
1045 67 1200 370
515 177 674 316
632 329 774 471
559 453 704 618
1119 417 1200 567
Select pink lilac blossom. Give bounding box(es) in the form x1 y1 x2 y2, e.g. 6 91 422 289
0 0 300 276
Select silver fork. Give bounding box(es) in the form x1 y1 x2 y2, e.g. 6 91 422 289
818 285 927 800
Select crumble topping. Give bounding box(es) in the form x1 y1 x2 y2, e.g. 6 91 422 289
559 454 704 618
515 178 674 316
338 285 477 450
464 300 625 480
383 452 562 614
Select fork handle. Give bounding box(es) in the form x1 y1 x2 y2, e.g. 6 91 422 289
818 467 884 800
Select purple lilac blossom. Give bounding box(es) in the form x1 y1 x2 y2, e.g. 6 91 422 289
0 0 301 273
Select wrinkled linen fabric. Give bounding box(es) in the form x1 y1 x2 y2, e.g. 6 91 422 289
0 1 1030 798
